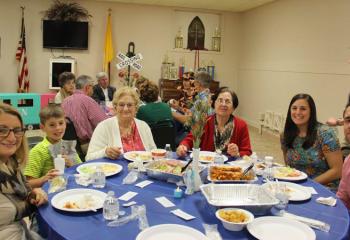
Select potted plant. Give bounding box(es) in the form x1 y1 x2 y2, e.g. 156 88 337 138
43 0 92 21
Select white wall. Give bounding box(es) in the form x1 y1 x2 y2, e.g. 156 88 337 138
0 0 239 94
238 0 350 137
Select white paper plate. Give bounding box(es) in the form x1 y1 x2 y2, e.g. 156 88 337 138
247 216 315 240
124 151 153 162
136 224 210 240
273 167 308 181
76 162 122 177
190 151 228 163
262 182 311 201
51 188 107 212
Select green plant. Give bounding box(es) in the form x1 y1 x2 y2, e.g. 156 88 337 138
43 0 92 21
185 95 210 148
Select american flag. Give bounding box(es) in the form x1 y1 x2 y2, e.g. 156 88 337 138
16 12 29 93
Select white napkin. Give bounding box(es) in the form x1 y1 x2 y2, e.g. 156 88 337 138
303 186 318 194
155 197 175 208
171 209 195 220
281 211 330 232
119 191 138 201
316 196 337 207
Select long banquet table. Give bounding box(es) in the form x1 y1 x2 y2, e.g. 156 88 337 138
37 157 350 240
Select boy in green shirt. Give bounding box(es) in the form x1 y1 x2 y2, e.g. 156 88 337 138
24 104 81 187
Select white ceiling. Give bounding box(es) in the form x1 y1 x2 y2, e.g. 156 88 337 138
98 0 276 12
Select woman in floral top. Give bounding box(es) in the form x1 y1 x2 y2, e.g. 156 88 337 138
281 94 343 191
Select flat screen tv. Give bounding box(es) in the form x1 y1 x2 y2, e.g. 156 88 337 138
43 20 88 49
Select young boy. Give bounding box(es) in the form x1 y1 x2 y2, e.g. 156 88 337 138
24 104 82 188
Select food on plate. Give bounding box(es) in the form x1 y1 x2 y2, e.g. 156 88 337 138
151 149 166 158
242 155 252 161
274 167 302 178
79 164 118 175
62 194 96 210
267 185 294 197
210 166 254 181
218 209 249 223
199 155 215 162
126 151 152 161
148 160 184 176
63 201 80 209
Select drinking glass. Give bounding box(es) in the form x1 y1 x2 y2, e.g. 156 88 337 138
263 156 274 182
274 183 289 214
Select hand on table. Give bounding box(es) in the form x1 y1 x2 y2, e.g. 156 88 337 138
176 145 188 157
106 147 122 159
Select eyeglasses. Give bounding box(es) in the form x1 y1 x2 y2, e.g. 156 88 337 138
216 98 232 105
116 103 135 109
0 127 26 138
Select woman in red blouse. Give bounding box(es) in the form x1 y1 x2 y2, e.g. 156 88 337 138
176 87 252 157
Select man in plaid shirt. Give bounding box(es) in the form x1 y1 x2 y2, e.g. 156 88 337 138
62 75 108 153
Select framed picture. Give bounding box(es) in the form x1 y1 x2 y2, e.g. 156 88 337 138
169 66 178 80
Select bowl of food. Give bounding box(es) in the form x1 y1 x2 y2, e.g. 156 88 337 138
144 159 206 182
151 149 167 159
215 208 254 231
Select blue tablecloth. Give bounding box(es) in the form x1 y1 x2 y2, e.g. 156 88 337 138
38 158 350 240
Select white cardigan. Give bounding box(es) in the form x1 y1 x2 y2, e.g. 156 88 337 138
86 117 156 161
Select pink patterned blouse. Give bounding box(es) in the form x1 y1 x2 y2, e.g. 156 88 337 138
121 121 145 152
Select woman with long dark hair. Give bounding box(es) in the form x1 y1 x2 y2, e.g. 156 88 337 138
281 93 343 190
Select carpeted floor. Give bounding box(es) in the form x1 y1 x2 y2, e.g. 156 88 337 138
248 126 284 165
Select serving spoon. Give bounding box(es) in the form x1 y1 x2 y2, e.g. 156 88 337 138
241 163 254 179
181 158 193 173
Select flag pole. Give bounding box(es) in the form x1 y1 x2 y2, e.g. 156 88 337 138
107 8 111 80
103 8 114 81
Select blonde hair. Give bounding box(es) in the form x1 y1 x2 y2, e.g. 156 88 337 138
112 86 140 108
0 103 28 168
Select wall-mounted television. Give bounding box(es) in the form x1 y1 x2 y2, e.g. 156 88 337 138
43 20 88 49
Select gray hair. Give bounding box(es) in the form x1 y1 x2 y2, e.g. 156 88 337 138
195 71 211 88
76 75 94 89
96 72 108 80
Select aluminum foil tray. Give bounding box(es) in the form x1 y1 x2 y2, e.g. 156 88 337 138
200 184 279 215
145 160 206 183
207 164 258 183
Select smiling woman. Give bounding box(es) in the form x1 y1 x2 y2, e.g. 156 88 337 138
177 87 252 157
0 103 48 239
281 93 343 191
86 87 156 161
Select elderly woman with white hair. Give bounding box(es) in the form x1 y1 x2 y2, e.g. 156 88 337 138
92 71 116 104
86 87 156 160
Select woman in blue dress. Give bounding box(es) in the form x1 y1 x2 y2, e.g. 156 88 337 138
281 93 343 191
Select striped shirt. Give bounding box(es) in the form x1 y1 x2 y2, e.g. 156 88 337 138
24 138 81 178
62 90 108 141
